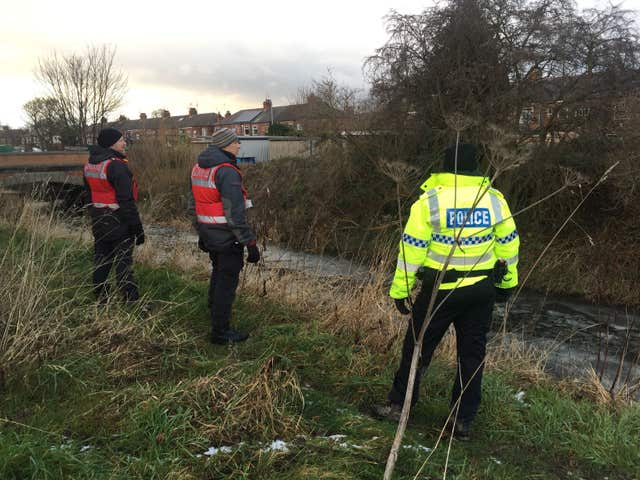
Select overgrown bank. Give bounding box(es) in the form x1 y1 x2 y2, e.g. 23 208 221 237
1 213 639 479
242 138 640 308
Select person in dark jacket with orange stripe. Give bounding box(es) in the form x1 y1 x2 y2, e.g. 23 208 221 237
189 128 260 344
84 128 144 303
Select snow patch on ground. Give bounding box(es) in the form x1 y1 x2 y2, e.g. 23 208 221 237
262 440 289 453
403 444 432 453
204 446 234 456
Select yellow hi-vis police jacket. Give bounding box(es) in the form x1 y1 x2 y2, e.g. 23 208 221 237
389 172 519 299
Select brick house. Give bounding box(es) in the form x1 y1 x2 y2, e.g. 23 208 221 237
176 108 224 138
219 99 312 136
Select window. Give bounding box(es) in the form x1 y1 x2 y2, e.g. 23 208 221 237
244 125 250 135
575 107 590 118
613 104 631 121
519 107 534 125
252 125 258 135
545 108 554 118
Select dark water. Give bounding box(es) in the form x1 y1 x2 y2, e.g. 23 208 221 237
493 291 640 395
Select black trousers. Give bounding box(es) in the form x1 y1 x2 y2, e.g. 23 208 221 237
93 235 139 302
208 243 244 335
388 278 495 423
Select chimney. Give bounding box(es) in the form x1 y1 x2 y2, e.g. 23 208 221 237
161 109 171 118
140 113 147 120
225 110 231 118
263 98 272 111
118 114 127 122
526 67 542 82
189 107 197 116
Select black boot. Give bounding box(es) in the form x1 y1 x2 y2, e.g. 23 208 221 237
371 402 402 422
211 328 249 345
452 419 471 441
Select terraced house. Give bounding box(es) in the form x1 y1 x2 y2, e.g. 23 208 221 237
104 98 314 143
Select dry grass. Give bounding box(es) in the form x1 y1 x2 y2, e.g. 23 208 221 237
0 204 192 384
174 356 306 443
127 139 199 221
0 206 83 376
558 367 639 406
107 355 308 444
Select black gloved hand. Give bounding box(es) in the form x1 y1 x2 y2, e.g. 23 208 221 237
134 232 145 246
198 238 208 252
394 298 411 315
495 287 515 304
130 223 145 245
493 259 508 283
246 242 260 263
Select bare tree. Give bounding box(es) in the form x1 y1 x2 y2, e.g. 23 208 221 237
366 0 640 146
36 45 127 145
295 72 362 137
23 97 65 148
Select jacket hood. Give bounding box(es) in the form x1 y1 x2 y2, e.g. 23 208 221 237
197 146 236 168
88 145 126 164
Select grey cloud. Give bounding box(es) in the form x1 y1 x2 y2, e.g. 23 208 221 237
118 42 367 103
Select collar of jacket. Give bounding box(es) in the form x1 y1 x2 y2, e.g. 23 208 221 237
419 172 490 192
88 145 127 164
197 145 237 168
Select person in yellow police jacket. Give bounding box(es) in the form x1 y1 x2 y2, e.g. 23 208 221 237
373 143 519 441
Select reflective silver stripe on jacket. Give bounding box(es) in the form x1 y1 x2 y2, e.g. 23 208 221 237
84 170 107 179
84 161 109 179
245 199 253 209
490 191 503 224
503 254 519 265
427 250 493 267
191 178 216 188
426 188 441 232
396 259 423 272
197 214 227 224
91 202 119 210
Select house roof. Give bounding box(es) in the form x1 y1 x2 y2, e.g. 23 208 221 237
252 104 309 123
105 113 229 131
106 115 189 131
220 108 263 125
176 112 222 127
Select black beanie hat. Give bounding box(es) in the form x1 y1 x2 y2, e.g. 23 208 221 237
443 143 480 174
97 128 123 148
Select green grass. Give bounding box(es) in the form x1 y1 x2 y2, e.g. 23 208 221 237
1 227 638 479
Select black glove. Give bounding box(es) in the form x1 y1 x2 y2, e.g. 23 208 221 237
493 259 508 283
130 223 145 246
246 242 260 263
394 298 411 315
495 287 515 304
198 238 209 252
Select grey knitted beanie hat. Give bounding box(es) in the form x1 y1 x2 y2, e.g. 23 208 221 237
210 128 238 148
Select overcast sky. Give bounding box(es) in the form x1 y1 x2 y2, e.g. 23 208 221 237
0 0 633 127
